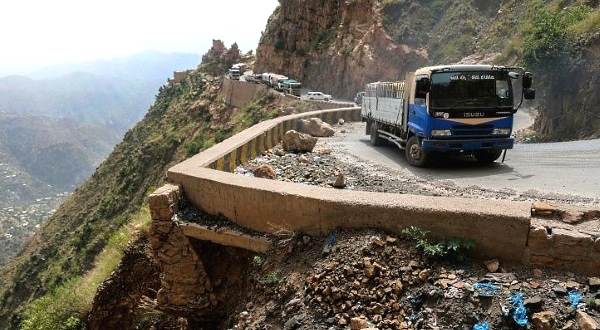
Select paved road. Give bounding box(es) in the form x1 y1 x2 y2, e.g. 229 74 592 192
338 110 600 200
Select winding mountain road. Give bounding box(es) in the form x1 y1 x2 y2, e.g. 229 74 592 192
336 109 600 201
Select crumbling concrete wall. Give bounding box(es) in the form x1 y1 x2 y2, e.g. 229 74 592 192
147 107 600 317
525 219 600 274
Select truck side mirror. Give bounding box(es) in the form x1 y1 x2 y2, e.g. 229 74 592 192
523 72 533 89
523 88 536 100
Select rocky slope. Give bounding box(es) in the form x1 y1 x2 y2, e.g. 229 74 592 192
255 0 600 140
254 0 429 100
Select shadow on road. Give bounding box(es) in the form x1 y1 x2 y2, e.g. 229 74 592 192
357 137 521 180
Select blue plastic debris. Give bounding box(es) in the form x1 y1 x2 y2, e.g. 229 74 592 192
509 293 528 327
473 282 499 297
473 321 489 330
322 232 337 254
568 290 583 307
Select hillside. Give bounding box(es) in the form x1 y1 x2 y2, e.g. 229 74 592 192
0 0 599 329
0 52 200 267
0 40 309 329
255 0 600 141
0 114 120 267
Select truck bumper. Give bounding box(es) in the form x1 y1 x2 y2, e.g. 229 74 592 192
421 137 514 152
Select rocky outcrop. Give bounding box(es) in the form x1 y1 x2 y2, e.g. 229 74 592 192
256 1 600 141
254 0 429 100
534 39 600 140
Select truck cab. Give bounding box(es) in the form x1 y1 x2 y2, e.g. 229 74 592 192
228 68 241 80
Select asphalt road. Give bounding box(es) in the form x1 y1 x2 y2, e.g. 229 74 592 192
338 110 600 200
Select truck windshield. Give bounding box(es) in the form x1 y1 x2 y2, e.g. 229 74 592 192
429 71 513 108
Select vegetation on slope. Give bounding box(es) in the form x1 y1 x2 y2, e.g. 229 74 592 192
0 42 257 329
0 38 310 329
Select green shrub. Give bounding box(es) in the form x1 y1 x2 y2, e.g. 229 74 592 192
401 226 475 262
253 255 265 267
213 128 231 143
20 281 86 330
184 134 206 157
523 5 592 65
259 270 281 286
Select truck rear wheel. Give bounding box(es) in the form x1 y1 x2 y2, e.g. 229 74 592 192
370 122 382 146
473 150 503 163
405 136 429 167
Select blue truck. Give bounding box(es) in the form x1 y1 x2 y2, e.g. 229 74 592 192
361 64 535 167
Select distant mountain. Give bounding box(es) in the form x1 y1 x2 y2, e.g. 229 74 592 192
0 113 121 191
27 50 201 81
0 51 201 132
0 51 201 269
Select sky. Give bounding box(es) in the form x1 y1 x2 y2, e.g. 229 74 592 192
0 0 279 75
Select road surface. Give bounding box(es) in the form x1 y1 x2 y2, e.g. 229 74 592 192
336 109 600 200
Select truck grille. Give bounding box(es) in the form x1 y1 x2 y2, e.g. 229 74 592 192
452 124 493 136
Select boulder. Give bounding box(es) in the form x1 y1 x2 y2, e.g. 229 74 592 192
282 130 317 152
253 164 276 179
300 117 335 137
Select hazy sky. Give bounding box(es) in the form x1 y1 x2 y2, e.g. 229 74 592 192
0 0 279 75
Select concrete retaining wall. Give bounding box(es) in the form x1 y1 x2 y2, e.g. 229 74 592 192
193 107 360 172
166 167 531 261
149 106 600 273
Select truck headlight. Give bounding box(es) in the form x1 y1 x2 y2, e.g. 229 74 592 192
431 129 452 137
492 128 511 135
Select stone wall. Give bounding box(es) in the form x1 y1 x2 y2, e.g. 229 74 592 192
525 218 600 274
148 184 223 319
222 78 267 108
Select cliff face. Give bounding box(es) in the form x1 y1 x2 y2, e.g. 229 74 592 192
256 0 600 140
534 37 600 140
254 0 429 100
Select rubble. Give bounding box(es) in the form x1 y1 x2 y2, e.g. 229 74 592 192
230 229 600 329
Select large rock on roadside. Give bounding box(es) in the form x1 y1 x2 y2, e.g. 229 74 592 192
253 164 276 179
300 117 335 137
282 130 318 152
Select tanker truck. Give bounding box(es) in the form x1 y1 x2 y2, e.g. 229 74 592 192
361 64 535 167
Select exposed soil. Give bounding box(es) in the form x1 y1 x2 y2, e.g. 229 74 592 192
226 228 600 330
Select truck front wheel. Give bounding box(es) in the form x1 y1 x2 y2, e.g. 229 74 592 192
405 136 429 167
473 150 503 163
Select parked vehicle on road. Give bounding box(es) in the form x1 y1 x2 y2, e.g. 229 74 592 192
279 79 302 96
261 73 289 88
307 91 332 101
228 67 241 80
361 64 535 167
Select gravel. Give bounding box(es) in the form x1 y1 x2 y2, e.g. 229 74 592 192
237 122 599 208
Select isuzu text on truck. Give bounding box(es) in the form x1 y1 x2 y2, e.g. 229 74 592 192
361 64 535 167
